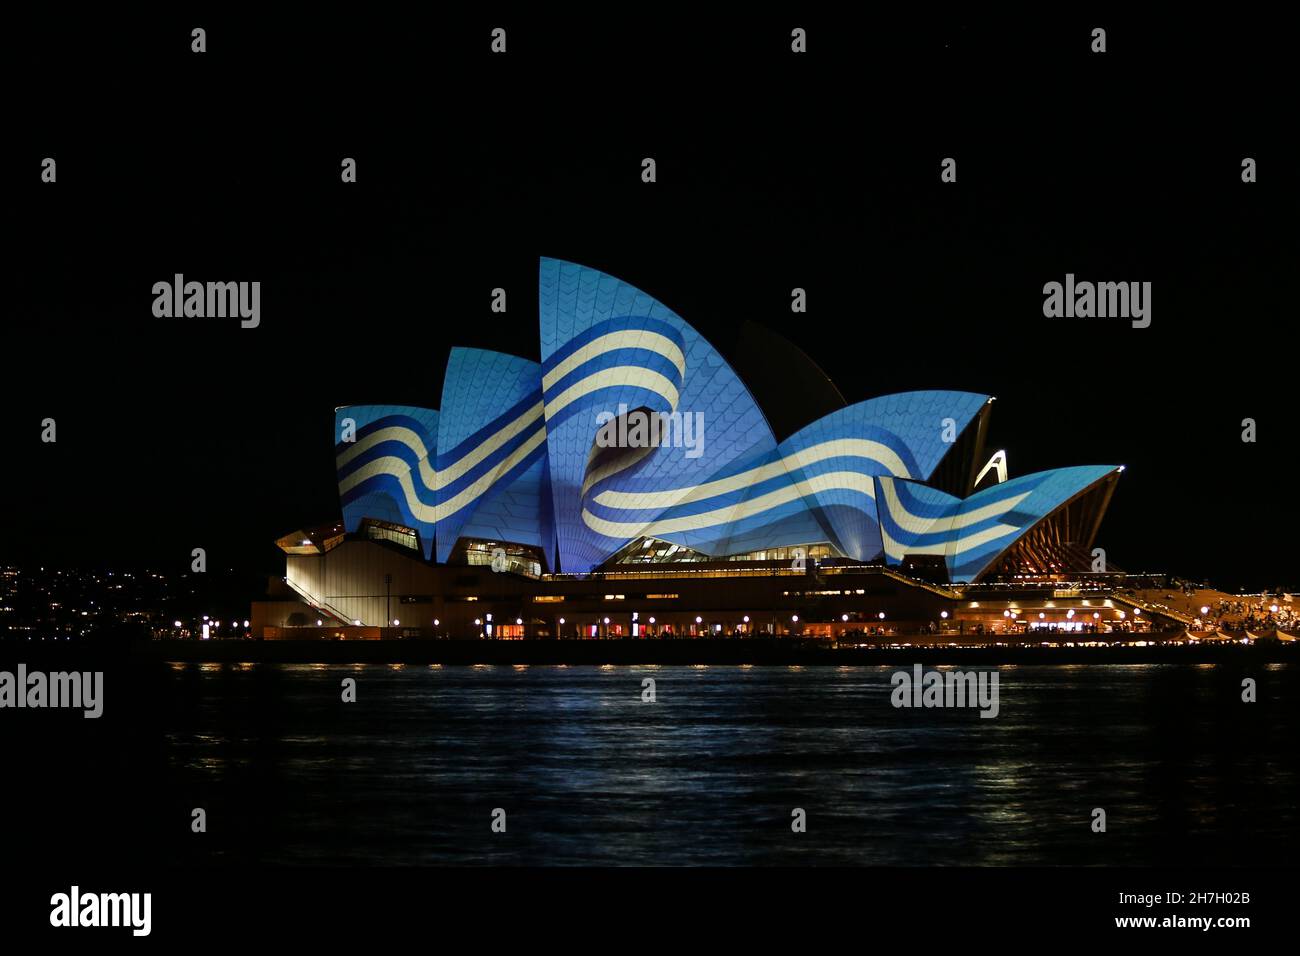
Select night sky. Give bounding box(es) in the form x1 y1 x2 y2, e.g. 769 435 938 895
8 13 1297 591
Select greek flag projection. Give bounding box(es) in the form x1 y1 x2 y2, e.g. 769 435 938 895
334 259 1118 577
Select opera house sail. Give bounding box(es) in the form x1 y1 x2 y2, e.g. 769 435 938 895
261 258 1129 636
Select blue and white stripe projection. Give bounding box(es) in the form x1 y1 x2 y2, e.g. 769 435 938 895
434 348 553 568
874 465 1119 583
579 390 991 563
539 257 777 573
334 404 440 559
332 259 1117 580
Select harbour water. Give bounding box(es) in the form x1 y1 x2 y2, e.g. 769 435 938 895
128 662 1297 866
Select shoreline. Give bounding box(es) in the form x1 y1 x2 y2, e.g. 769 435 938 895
128 637 1296 666
3 638 1292 667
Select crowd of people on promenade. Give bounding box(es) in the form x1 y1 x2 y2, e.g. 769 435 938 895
1192 596 1297 632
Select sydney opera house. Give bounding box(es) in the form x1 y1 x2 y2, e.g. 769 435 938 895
254 259 1147 640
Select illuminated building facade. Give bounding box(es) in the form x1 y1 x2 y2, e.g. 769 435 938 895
260 259 1128 639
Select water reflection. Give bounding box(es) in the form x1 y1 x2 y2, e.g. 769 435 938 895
149 663 1298 866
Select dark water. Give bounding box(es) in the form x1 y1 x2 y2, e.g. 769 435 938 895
142 663 1296 866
